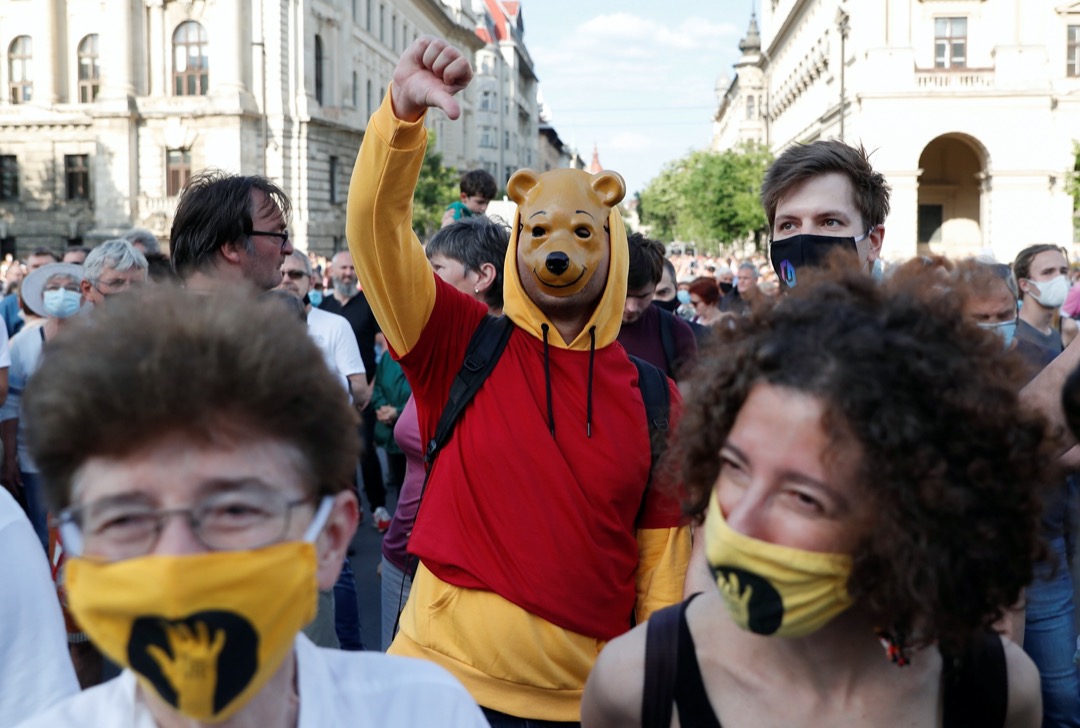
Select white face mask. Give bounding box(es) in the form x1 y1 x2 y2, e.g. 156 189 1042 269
1029 275 1069 309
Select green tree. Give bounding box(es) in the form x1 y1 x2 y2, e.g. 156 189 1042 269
639 142 773 254
1068 141 1080 241
412 131 460 241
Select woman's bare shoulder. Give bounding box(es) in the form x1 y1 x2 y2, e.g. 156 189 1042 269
581 621 649 728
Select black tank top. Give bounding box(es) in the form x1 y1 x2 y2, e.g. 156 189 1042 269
642 596 1008 728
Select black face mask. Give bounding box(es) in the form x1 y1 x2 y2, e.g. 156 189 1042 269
769 231 869 290
653 296 679 313
718 282 734 295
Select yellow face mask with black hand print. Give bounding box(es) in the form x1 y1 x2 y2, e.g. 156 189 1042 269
63 497 333 724
704 490 853 638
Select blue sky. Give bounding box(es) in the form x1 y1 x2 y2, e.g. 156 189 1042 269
522 1 753 196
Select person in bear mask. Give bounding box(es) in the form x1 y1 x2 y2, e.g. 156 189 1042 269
761 141 889 291
14 287 487 728
582 262 1048 728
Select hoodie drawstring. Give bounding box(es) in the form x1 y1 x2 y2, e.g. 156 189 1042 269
586 326 596 438
541 323 555 437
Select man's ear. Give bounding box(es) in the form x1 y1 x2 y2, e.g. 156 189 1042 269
590 171 626 209
459 191 469 203
80 279 92 297
507 169 540 206
866 224 885 264
220 239 245 265
315 490 359 591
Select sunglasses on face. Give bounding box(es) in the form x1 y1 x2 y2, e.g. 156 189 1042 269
281 270 307 280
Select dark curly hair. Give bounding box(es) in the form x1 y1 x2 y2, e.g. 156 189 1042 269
674 263 1053 650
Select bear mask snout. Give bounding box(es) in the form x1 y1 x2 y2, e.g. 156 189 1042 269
545 252 570 276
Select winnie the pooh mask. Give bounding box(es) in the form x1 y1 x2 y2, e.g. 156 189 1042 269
503 168 628 350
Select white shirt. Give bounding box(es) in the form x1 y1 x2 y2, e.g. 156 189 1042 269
0 489 78 726
17 633 488 727
307 307 365 380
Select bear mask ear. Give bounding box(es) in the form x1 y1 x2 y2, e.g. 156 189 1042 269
507 169 540 206
591 171 626 209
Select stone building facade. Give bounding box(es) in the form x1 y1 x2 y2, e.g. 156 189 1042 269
0 0 487 256
713 0 1080 262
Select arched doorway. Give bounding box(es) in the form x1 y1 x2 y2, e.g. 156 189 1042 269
917 134 988 257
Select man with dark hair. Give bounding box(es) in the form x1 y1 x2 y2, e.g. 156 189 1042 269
761 140 890 289
319 250 388 531
653 258 709 345
26 249 60 273
61 247 91 265
618 233 697 382
169 170 293 292
441 169 497 228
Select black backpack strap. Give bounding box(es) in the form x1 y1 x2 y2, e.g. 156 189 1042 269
941 631 1008 728
424 314 514 465
656 308 678 378
642 600 683 728
629 355 671 489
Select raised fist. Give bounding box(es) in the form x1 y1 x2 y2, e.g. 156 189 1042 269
391 36 473 123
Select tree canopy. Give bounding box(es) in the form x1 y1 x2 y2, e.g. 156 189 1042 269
638 142 773 254
412 131 461 242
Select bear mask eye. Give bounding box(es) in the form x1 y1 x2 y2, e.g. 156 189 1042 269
575 227 591 239
531 226 546 237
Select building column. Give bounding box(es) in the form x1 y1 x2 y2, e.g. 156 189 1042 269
209 0 253 107
885 170 919 262
99 0 135 101
146 0 166 96
34 0 59 104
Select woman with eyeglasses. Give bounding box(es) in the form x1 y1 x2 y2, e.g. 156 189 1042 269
582 264 1049 728
15 288 487 728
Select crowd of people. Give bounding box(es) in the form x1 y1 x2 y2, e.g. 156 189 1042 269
4 33 1080 728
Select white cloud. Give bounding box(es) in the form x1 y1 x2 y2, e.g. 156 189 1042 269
606 132 653 152
574 14 737 51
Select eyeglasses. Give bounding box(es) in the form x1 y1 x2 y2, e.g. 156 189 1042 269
57 488 315 561
94 277 144 293
281 269 307 280
250 229 290 253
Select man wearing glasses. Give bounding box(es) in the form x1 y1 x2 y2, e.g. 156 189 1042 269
80 240 148 306
15 287 486 727
169 171 293 293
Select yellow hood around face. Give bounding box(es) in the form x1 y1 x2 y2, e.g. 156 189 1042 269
501 168 628 351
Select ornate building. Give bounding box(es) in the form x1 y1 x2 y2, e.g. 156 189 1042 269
0 0 484 255
472 0 538 186
713 0 1080 262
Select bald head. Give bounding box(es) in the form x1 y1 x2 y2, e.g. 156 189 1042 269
329 251 358 300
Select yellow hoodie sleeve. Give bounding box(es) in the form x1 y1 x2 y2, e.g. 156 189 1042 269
345 88 435 355
634 525 692 624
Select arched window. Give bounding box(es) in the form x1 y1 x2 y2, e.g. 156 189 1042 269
77 34 100 103
173 21 208 96
746 94 755 120
8 36 32 104
314 35 324 104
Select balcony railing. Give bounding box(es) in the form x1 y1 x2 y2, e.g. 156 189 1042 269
914 68 994 90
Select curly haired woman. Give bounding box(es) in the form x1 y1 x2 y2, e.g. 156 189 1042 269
583 264 1053 728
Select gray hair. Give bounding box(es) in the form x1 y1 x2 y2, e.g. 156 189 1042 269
738 261 759 279
121 228 161 255
286 250 313 277
84 240 149 284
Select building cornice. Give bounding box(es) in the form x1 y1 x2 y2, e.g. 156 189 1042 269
765 0 814 61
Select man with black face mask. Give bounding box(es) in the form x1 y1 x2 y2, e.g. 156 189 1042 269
653 257 709 348
761 141 890 290
618 233 697 383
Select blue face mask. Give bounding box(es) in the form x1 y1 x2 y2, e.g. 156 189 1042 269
978 319 1016 350
43 289 82 319
308 290 323 307
676 290 692 305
